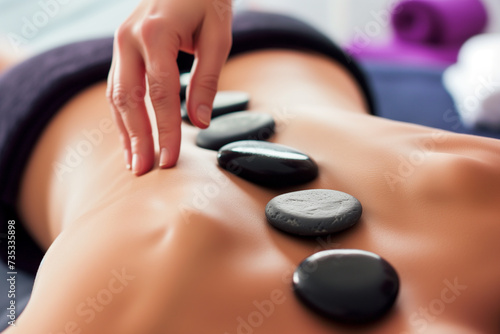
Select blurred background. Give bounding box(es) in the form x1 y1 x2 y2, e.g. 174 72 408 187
0 0 498 56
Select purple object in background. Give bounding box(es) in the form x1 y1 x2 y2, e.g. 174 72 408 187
346 0 488 66
392 0 488 45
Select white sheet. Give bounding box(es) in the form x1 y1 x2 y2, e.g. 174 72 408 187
443 34 500 129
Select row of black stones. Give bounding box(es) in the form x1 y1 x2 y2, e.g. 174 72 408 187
266 189 398 323
180 73 251 123
179 74 399 324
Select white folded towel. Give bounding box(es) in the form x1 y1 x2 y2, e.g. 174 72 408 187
443 34 500 129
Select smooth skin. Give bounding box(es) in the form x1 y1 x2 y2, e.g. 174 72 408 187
107 0 233 175
3 49 500 334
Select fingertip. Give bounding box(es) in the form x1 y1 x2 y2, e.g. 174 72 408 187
132 153 142 176
159 148 171 169
158 143 181 169
159 140 181 169
195 104 212 129
130 144 155 176
131 153 154 176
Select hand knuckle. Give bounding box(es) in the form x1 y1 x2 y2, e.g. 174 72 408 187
139 17 162 39
129 85 146 103
115 24 132 47
149 82 172 104
147 64 172 84
139 17 171 44
138 18 180 56
194 73 219 95
111 86 131 112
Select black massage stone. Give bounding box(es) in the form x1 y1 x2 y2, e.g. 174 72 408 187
293 249 400 324
217 140 318 188
181 91 250 122
265 189 362 236
196 111 275 150
179 72 190 101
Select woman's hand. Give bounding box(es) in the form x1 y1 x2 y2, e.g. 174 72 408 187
107 0 232 175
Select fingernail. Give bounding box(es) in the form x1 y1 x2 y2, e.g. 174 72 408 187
124 150 131 170
159 148 170 168
197 104 211 127
132 154 141 175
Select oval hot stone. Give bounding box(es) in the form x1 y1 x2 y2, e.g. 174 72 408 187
265 189 362 236
293 249 400 323
217 140 318 187
196 112 275 150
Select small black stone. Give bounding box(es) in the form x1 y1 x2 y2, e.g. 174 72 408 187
217 140 318 188
265 189 362 236
179 72 191 101
293 249 400 324
196 112 275 150
182 91 250 122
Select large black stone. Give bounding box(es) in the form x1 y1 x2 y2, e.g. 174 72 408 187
265 189 362 236
196 112 275 150
181 91 250 122
217 140 318 187
293 249 399 323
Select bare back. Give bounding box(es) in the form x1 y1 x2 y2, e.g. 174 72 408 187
8 50 500 334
